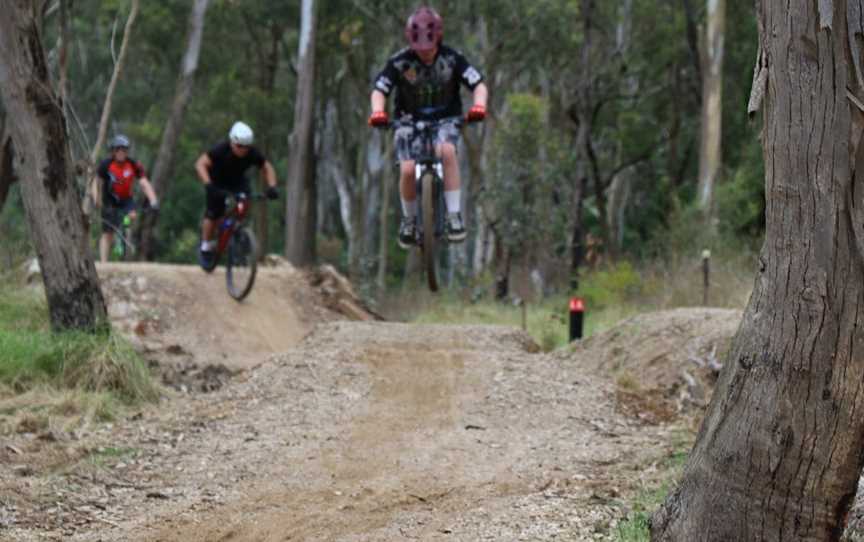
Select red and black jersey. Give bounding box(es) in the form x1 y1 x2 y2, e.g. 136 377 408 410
97 157 146 202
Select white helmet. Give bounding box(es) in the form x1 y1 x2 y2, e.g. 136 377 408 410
229 121 254 146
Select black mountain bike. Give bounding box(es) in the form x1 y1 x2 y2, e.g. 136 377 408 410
390 111 463 292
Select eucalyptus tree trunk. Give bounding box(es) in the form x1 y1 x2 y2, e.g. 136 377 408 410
376 141 394 291
0 2 106 331
652 2 864 540
607 0 634 257
285 0 318 266
696 0 725 223
138 0 209 260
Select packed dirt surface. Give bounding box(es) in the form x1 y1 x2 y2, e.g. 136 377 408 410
2 323 688 541
6 268 792 541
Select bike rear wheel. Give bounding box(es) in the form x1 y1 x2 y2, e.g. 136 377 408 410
226 227 258 301
421 172 439 292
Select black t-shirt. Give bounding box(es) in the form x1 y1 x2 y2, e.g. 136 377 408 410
206 141 266 188
373 45 484 120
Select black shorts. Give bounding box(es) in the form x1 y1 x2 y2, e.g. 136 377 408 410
205 180 251 220
102 198 135 233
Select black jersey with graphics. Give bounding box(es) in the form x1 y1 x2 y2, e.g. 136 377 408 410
206 141 266 189
373 45 484 120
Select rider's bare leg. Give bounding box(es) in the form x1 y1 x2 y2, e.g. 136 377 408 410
201 218 217 250
400 160 418 218
99 232 113 263
436 142 461 213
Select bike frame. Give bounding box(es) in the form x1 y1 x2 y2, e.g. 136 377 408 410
215 195 251 256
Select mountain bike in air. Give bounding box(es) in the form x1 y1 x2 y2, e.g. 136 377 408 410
202 189 262 301
388 110 464 292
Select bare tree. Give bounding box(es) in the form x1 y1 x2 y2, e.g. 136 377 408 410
696 0 725 223
0 1 106 331
285 0 318 266
84 0 139 215
652 2 864 539
138 0 210 260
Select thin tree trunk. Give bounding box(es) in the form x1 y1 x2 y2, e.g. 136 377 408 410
84 0 138 216
607 0 634 257
254 22 285 261
285 0 318 266
652 2 864 540
696 0 725 223
138 0 209 260
376 141 394 291
0 2 106 331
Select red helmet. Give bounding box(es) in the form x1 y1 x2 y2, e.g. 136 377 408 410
405 6 443 53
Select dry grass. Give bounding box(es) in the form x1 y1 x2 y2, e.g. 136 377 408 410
386 249 755 350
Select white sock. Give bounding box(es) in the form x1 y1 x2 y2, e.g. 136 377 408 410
445 190 461 214
401 198 418 218
201 240 215 251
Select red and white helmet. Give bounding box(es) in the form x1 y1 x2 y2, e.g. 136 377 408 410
405 6 443 53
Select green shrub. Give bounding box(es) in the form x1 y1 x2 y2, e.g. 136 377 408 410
578 261 643 310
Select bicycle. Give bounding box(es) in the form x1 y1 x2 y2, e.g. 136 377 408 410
101 207 136 261
389 109 464 292
202 188 262 301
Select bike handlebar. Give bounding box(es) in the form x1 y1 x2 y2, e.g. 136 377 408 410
207 187 267 201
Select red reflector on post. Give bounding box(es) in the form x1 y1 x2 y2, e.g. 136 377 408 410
570 297 585 313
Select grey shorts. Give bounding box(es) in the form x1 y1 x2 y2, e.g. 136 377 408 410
394 118 461 162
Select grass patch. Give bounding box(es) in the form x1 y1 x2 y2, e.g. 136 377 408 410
613 431 695 541
0 279 158 405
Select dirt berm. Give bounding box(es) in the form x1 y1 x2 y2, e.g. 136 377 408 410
97 260 380 391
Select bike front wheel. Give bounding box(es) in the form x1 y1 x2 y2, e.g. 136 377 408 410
226 227 258 301
421 171 439 293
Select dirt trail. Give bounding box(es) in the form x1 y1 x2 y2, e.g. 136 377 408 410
3 321 680 542
3 264 724 541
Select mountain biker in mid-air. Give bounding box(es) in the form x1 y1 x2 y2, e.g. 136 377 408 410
368 5 488 249
94 134 158 263
194 121 280 271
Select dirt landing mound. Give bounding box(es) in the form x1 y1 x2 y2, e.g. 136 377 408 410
97 262 377 390
561 308 743 421
3 323 676 542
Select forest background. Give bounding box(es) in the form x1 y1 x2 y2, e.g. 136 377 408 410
0 0 760 312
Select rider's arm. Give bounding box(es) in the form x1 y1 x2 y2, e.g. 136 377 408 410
371 90 387 113
138 176 158 206
195 153 213 185
472 82 489 108
261 160 278 188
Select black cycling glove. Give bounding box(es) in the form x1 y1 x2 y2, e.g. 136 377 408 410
265 186 280 200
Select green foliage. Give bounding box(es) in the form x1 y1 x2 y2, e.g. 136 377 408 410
578 262 643 311
717 142 765 238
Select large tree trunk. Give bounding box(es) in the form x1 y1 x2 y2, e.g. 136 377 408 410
138 0 209 260
0 2 106 331
285 0 318 266
696 0 725 222
652 2 864 540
